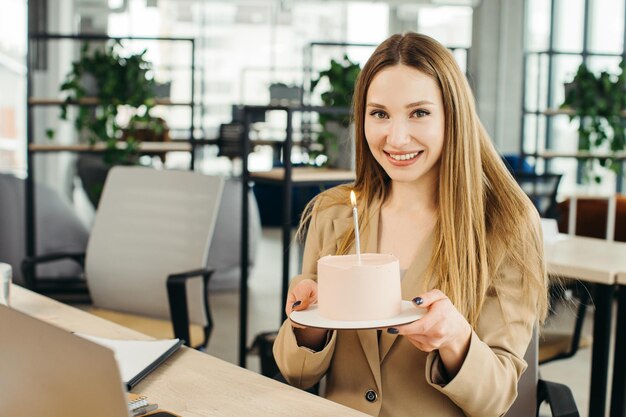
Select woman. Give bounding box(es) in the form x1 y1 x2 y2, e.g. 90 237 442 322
273 32 548 417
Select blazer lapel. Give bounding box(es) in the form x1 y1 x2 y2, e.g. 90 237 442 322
332 218 353 251
356 329 382 389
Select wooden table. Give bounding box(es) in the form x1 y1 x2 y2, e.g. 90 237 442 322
10 285 369 417
250 167 355 183
545 234 626 417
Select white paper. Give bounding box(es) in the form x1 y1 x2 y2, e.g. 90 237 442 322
76 333 180 384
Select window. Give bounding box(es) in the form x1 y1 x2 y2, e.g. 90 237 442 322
522 0 626 195
0 0 27 175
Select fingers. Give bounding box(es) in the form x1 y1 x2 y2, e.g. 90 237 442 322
386 315 436 336
290 279 318 310
284 279 318 320
386 291 452 336
412 289 448 308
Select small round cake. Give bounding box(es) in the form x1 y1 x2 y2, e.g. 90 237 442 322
317 253 402 321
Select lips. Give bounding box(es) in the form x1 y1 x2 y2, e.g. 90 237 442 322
384 150 424 165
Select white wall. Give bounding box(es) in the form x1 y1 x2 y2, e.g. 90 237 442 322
33 0 77 200
469 0 524 155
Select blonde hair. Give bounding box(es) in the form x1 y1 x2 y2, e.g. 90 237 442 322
300 33 547 327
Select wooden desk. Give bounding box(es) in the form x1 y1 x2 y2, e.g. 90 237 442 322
251 167 355 184
28 142 193 153
10 285 369 417
545 234 626 417
545 234 626 285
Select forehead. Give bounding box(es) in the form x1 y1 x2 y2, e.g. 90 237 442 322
366 64 441 104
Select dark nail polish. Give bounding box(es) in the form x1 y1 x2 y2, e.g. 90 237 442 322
292 300 302 309
412 297 423 305
387 327 399 334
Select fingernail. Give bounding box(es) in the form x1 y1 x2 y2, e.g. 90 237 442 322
292 300 302 309
387 327 399 334
412 297 423 305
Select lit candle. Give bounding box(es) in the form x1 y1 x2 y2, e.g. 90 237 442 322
350 190 362 263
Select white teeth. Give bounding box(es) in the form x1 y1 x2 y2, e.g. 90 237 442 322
388 151 420 161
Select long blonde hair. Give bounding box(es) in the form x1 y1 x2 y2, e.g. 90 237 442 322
301 33 547 326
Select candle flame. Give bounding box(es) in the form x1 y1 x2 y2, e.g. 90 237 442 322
350 190 357 207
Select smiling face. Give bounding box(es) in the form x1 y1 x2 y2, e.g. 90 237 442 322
364 64 445 187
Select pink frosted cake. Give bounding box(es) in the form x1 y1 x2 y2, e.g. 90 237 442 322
317 253 402 321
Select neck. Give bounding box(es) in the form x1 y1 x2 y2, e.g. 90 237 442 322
386 175 438 213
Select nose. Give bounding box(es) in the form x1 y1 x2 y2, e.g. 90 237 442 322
387 119 411 148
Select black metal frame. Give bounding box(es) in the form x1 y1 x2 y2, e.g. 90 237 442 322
21 252 87 298
166 268 214 349
537 379 580 417
21 252 214 349
588 283 615 417
25 32 196 295
239 104 353 367
610 284 626 417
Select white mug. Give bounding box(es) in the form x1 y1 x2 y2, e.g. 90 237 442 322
0 263 11 306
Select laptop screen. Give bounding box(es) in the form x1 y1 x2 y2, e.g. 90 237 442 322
0 305 131 417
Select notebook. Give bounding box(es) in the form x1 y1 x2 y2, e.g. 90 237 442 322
76 333 184 390
0 305 141 417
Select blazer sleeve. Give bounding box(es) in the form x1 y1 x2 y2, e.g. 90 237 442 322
272 197 338 389
424 226 542 417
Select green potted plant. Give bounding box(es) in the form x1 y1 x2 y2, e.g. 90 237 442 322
310 54 361 169
561 61 626 183
49 42 166 205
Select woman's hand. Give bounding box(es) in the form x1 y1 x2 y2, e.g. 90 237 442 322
388 289 472 378
286 279 329 350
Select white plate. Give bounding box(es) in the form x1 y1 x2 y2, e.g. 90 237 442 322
289 300 426 330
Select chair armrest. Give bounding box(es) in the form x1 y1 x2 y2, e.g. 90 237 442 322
21 252 86 289
166 268 214 349
538 379 580 417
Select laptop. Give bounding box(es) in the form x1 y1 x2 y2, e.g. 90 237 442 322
0 304 131 417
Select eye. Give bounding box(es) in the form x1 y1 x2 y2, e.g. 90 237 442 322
412 109 430 118
369 110 388 119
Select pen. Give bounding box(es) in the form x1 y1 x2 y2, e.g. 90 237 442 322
132 403 158 416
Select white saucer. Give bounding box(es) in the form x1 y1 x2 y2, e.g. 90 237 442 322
289 300 426 330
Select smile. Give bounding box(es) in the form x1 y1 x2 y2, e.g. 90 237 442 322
385 151 424 161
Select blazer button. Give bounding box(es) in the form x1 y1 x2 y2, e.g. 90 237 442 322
365 389 378 402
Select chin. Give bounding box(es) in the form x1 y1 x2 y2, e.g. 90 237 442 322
383 169 424 183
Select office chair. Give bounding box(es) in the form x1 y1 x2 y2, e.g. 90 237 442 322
513 172 563 219
217 122 246 160
506 327 579 417
539 280 592 365
557 195 626 242
23 167 224 349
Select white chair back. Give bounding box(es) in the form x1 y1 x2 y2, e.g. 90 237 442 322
85 167 224 326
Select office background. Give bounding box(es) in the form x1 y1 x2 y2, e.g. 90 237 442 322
2 1 625 416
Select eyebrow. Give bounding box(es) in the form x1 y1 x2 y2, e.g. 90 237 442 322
367 101 435 109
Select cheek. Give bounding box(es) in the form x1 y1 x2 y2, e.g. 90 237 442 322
364 122 385 147
410 122 444 152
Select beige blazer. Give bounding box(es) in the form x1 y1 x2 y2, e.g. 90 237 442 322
273 190 539 417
